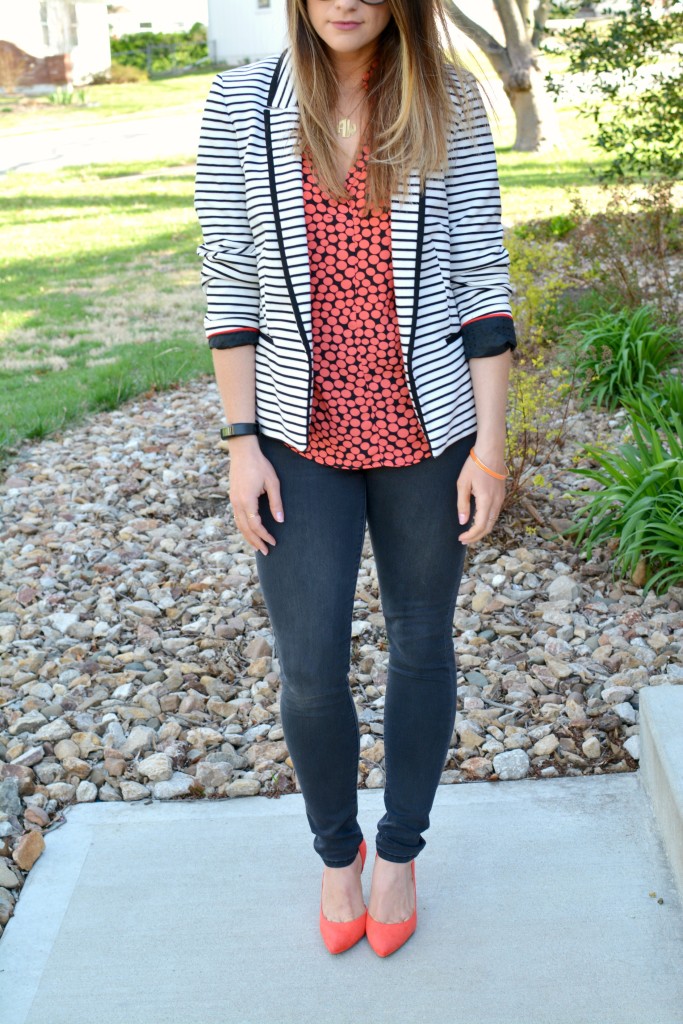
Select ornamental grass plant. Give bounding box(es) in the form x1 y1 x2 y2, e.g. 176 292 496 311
558 304 679 412
566 387 683 595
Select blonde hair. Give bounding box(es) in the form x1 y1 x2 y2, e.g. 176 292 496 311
286 0 473 211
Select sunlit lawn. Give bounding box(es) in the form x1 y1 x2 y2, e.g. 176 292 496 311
0 69 219 134
0 160 211 460
495 104 612 223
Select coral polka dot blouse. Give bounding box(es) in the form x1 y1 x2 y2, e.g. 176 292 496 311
281 145 432 470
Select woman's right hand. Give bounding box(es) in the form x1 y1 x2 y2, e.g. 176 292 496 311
227 439 284 555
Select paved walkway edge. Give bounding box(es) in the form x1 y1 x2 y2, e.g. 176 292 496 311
640 683 683 897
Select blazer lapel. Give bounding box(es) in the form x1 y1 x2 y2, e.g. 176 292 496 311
265 52 312 354
391 176 426 364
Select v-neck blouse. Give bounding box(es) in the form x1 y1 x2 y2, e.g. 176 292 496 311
281 146 432 470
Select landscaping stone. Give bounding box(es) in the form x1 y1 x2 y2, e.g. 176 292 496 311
0 378 680 940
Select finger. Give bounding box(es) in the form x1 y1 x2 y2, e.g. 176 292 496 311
460 503 498 544
461 518 497 544
457 479 473 527
236 509 275 555
264 476 284 523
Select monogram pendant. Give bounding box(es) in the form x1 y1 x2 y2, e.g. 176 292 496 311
337 117 357 139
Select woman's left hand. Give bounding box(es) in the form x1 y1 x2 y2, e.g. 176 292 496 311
456 452 506 545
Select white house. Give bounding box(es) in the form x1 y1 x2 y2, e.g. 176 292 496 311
108 1 209 38
0 0 110 88
207 0 287 66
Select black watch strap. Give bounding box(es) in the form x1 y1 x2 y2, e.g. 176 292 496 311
220 422 259 440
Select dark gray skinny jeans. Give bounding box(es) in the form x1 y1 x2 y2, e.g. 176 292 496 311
254 429 477 867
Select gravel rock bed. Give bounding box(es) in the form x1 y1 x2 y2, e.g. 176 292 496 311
1 377 681 937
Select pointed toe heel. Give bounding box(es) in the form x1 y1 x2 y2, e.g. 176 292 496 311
366 859 417 958
319 838 367 954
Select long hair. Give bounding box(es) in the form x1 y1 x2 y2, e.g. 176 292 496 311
286 0 473 211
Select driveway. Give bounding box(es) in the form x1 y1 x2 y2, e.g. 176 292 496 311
0 104 204 175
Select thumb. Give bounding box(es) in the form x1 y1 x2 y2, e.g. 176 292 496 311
264 474 284 523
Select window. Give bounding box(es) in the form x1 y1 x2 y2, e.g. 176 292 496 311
39 1 50 47
257 0 271 8
67 3 78 48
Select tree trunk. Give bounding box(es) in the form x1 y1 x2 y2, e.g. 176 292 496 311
443 0 561 152
500 53 561 150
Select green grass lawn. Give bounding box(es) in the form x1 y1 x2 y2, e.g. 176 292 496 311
0 69 219 134
0 79 677 467
0 160 211 461
496 104 612 223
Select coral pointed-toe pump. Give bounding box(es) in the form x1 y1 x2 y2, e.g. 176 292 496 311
365 856 417 957
319 838 367 954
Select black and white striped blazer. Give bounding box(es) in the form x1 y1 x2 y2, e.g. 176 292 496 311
194 51 516 458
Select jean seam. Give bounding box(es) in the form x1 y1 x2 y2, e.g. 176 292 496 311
339 478 367 850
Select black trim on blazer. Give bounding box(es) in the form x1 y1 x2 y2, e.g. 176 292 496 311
265 55 313 447
208 330 259 349
266 50 285 105
405 189 432 455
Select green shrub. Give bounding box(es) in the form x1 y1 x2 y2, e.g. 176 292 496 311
506 227 574 350
558 304 679 412
549 0 683 181
110 24 207 75
566 393 683 595
566 182 682 328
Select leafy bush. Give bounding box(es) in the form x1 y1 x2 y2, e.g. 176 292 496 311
110 24 207 75
506 227 574 350
558 304 679 411
549 0 683 180
566 181 683 328
567 392 683 595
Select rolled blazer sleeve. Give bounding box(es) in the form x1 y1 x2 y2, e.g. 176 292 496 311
446 75 517 360
194 74 260 345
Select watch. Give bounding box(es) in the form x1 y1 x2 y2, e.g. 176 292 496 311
220 422 259 440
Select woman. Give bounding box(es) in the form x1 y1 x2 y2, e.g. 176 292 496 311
195 0 516 957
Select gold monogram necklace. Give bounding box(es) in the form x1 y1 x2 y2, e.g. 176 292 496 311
336 90 366 139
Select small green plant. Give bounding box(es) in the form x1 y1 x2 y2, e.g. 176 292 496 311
567 393 683 595
46 86 88 105
504 352 576 510
48 86 74 105
512 214 577 242
656 374 683 419
559 304 679 412
507 228 574 350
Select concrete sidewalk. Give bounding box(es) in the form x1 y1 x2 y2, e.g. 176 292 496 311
1 772 682 1024
0 107 203 175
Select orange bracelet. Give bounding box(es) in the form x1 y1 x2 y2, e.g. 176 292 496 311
469 447 510 480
